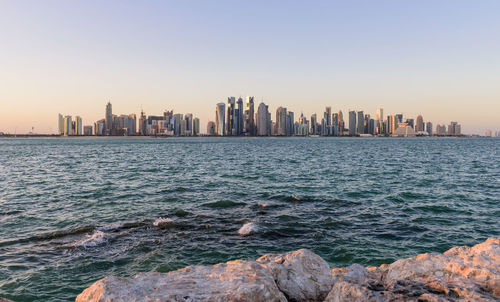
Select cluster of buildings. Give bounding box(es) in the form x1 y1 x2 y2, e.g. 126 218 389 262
59 102 200 136
207 97 462 137
57 99 464 137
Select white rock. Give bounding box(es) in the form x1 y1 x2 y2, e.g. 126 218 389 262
76 260 287 302
257 248 334 301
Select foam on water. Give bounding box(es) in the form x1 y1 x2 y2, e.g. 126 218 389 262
74 230 107 248
153 217 174 228
238 222 259 236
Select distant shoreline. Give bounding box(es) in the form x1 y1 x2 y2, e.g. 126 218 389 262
0 134 492 138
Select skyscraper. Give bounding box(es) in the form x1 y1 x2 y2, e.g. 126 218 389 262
287 111 294 136
245 96 255 135
356 111 364 134
376 108 384 134
256 102 269 136
215 102 225 136
236 97 244 135
276 107 287 136
416 115 424 132
193 118 200 136
105 102 113 135
63 115 72 136
207 121 216 136
348 111 356 135
310 114 318 135
58 114 64 135
226 97 235 135
75 116 83 136
426 122 433 135
184 113 193 136
324 106 332 135
139 110 147 136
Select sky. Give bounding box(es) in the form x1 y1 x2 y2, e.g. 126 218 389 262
0 0 499 135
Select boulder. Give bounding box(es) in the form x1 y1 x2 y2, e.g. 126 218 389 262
76 260 286 302
325 238 500 301
257 249 334 301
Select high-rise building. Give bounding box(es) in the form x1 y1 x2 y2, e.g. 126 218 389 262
139 110 147 135
173 113 183 136
387 115 393 134
348 111 356 135
376 108 383 134
310 114 318 135
287 111 294 136
448 122 461 136
276 107 287 136
83 126 93 136
75 116 83 135
63 115 72 136
394 114 403 133
324 107 332 135
184 113 193 136
337 110 344 135
226 97 235 135
356 111 364 134
426 122 433 135
245 96 255 135
436 124 447 135
406 118 415 129
215 102 225 136
105 102 113 135
94 119 105 136
256 102 269 136
207 121 216 135
416 115 424 132
235 97 244 135
58 114 64 135
193 118 200 136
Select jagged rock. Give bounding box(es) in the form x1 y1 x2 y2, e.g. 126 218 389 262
257 249 334 301
77 238 499 302
76 260 287 302
326 238 500 301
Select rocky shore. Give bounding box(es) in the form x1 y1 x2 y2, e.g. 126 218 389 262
76 238 499 301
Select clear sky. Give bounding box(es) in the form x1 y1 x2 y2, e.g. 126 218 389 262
1 0 499 134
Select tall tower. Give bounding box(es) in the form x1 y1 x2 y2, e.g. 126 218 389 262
356 111 364 134
376 108 384 134
416 115 424 132
245 96 255 135
348 111 356 135
216 102 226 136
226 97 235 135
276 107 287 136
256 102 269 136
105 101 113 135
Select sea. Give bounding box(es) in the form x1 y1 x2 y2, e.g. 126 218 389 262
0 137 498 301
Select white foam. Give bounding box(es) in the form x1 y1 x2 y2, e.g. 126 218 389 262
75 230 107 248
153 217 174 228
257 202 268 208
238 222 259 236
97 224 122 232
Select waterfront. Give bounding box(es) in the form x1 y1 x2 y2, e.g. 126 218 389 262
0 137 498 301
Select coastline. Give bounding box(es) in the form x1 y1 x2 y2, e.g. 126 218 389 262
76 238 499 302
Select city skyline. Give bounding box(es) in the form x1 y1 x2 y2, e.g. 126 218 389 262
1 1 500 134
48 99 472 138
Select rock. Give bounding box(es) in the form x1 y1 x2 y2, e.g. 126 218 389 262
0 298 14 302
76 260 287 302
257 248 334 301
325 238 500 301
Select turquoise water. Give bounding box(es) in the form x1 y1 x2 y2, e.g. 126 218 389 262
0 137 498 301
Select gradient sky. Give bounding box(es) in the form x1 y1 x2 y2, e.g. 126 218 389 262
1 0 499 134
